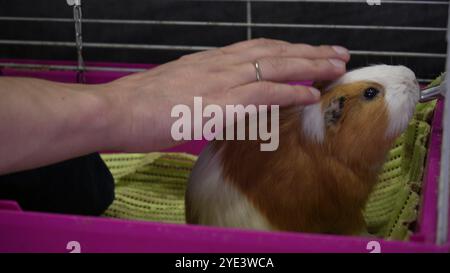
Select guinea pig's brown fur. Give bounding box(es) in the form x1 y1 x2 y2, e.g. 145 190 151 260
211 81 392 234
186 65 420 235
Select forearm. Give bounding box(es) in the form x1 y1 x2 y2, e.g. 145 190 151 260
0 40 350 175
0 77 115 175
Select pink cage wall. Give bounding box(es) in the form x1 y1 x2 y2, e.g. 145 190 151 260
0 59 449 253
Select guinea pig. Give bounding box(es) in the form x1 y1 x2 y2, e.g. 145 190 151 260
185 64 420 235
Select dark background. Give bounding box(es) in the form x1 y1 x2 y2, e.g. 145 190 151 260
0 0 448 82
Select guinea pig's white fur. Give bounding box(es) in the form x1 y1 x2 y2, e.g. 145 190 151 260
302 65 419 142
186 144 274 230
186 65 419 234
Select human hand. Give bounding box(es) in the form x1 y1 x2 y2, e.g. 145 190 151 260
100 38 350 152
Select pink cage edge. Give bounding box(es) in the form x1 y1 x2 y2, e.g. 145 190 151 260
0 59 449 253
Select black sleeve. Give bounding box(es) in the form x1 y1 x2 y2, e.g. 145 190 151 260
0 153 115 216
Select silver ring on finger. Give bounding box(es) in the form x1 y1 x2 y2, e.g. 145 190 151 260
254 61 263 82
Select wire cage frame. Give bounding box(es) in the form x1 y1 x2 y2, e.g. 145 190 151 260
0 0 449 251
0 0 448 82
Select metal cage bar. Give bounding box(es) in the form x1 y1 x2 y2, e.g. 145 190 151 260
0 0 446 65
0 17 446 32
246 1 252 40
0 39 446 58
436 2 450 246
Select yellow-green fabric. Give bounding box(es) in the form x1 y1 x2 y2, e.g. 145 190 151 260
102 153 195 223
101 77 441 240
363 76 441 240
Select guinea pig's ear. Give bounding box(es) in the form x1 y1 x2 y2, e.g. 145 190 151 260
324 96 346 127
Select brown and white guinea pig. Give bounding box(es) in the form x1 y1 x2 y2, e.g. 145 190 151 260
185 64 420 235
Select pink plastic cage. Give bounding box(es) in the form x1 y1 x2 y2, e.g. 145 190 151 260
0 59 449 253
0 0 449 253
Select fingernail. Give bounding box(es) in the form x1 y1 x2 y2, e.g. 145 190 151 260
332 45 349 56
329 58 346 68
308 87 321 100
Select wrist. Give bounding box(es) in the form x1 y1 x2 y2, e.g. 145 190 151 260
90 81 134 152
73 83 123 153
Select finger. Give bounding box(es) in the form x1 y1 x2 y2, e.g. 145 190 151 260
229 57 346 85
229 81 321 107
232 44 350 64
180 38 290 62
219 38 290 54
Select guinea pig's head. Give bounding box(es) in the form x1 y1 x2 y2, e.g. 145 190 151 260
301 65 420 169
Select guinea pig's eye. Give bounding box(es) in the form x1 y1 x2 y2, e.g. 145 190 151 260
363 87 380 100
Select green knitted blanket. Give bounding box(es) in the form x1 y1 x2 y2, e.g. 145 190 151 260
101 77 441 240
